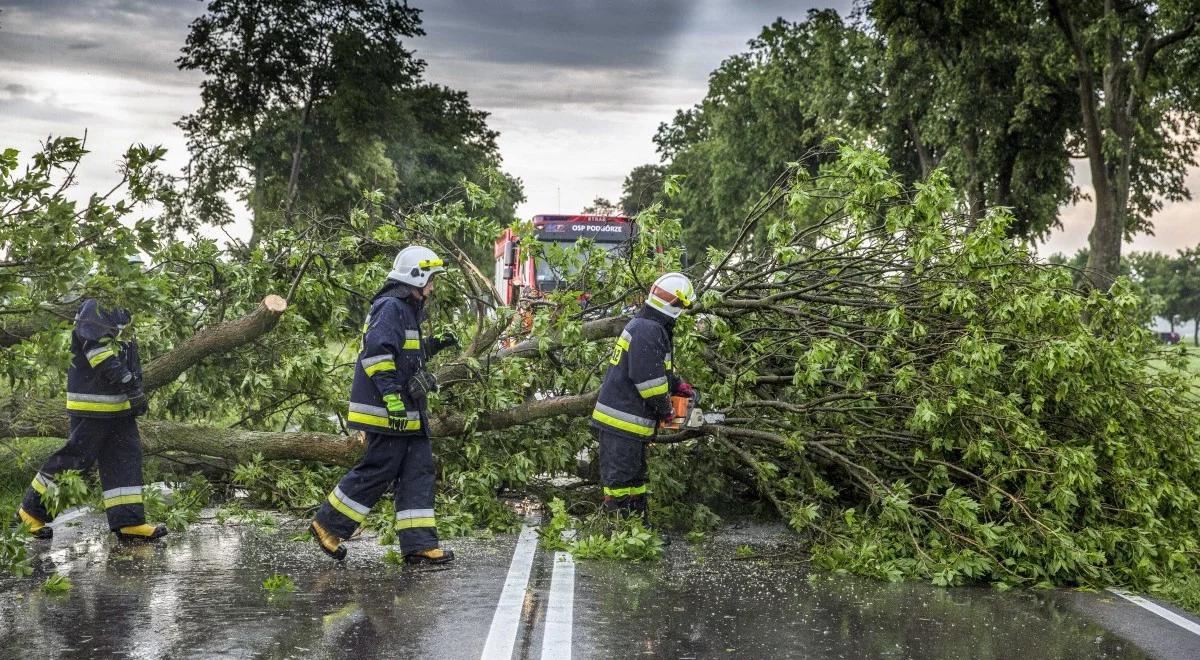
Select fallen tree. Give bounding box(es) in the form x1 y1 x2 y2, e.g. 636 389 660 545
3 141 1199 604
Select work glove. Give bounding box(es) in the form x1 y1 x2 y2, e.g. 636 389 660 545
127 388 149 417
427 330 460 357
408 368 438 406
674 381 696 398
383 393 408 431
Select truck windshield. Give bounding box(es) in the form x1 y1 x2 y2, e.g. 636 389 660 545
534 240 622 292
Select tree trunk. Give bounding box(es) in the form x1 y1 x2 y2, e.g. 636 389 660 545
1049 0 1121 291
143 295 288 391
0 391 600 468
283 92 315 218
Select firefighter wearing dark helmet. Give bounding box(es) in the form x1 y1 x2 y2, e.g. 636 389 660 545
310 245 460 564
591 272 697 518
15 258 167 542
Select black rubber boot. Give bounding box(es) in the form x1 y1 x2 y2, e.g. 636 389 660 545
115 523 168 542
405 547 455 565
310 521 347 561
15 508 53 540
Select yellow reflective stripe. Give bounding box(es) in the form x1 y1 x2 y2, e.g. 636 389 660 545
638 382 669 398
592 409 654 436
603 485 647 497
31 476 47 495
66 400 131 412
418 258 444 268
327 492 367 523
616 337 629 350
394 517 436 529
104 494 143 508
88 349 115 367
347 411 390 428
347 411 422 431
364 360 396 376
401 339 421 350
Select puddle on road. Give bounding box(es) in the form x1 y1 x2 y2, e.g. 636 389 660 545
573 524 1144 659
0 513 507 660
0 516 1146 660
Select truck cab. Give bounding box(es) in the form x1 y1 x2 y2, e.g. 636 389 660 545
494 214 634 306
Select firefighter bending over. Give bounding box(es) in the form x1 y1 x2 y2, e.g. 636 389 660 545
591 272 696 518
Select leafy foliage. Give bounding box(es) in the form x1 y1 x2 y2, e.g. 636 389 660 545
262 573 297 600
41 574 71 593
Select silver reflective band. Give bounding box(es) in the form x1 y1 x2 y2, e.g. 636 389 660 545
395 508 435 520
635 376 668 392
407 411 420 420
593 402 655 428
332 486 370 515
66 392 129 403
349 402 389 417
36 473 55 488
85 346 111 360
360 354 394 367
405 330 420 339
102 486 142 499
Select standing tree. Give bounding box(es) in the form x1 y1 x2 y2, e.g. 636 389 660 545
619 164 665 216
582 197 620 215
1046 0 1199 290
870 0 1079 238
176 0 521 247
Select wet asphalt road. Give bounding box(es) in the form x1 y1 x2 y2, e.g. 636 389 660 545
1 511 1198 659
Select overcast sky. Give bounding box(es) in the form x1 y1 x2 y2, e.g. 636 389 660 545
0 0 1196 256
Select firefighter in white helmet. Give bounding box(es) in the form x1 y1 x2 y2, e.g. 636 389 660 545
311 246 460 563
590 272 697 518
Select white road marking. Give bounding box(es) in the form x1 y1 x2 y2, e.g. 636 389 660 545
481 525 540 660
540 551 576 660
1108 588 1200 636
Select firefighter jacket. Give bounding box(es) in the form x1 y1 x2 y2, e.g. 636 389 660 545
347 281 451 437
65 299 142 418
591 305 681 441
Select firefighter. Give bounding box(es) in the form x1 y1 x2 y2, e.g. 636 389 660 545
15 294 167 542
591 272 696 518
310 245 459 564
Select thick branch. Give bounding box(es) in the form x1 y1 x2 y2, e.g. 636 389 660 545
142 295 288 391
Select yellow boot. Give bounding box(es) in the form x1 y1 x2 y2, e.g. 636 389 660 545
310 520 347 561
16 508 52 540
116 523 168 542
404 547 455 565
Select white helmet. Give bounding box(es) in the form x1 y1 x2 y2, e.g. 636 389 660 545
388 245 446 287
647 272 695 318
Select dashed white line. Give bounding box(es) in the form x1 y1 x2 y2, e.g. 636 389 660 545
1108 588 1200 636
481 524 540 660
540 551 576 660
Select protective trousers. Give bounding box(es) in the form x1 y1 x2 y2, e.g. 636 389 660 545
315 432 438 554
597 428 648 518
21 416 146 530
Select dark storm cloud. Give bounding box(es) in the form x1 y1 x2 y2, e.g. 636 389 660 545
0 0 199 85
416 0 696 70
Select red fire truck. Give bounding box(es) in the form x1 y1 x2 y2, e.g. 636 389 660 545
493 214 635 306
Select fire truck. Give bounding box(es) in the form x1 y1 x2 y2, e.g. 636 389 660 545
493 214 635 306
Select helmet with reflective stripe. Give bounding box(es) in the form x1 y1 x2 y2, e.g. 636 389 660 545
646 272 694 319
388 245 446 287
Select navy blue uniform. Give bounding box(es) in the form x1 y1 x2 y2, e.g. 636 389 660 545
22 299 149 530
591 305 681 514
315 281 454 553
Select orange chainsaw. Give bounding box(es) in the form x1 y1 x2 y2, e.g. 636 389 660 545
658 392 724 431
